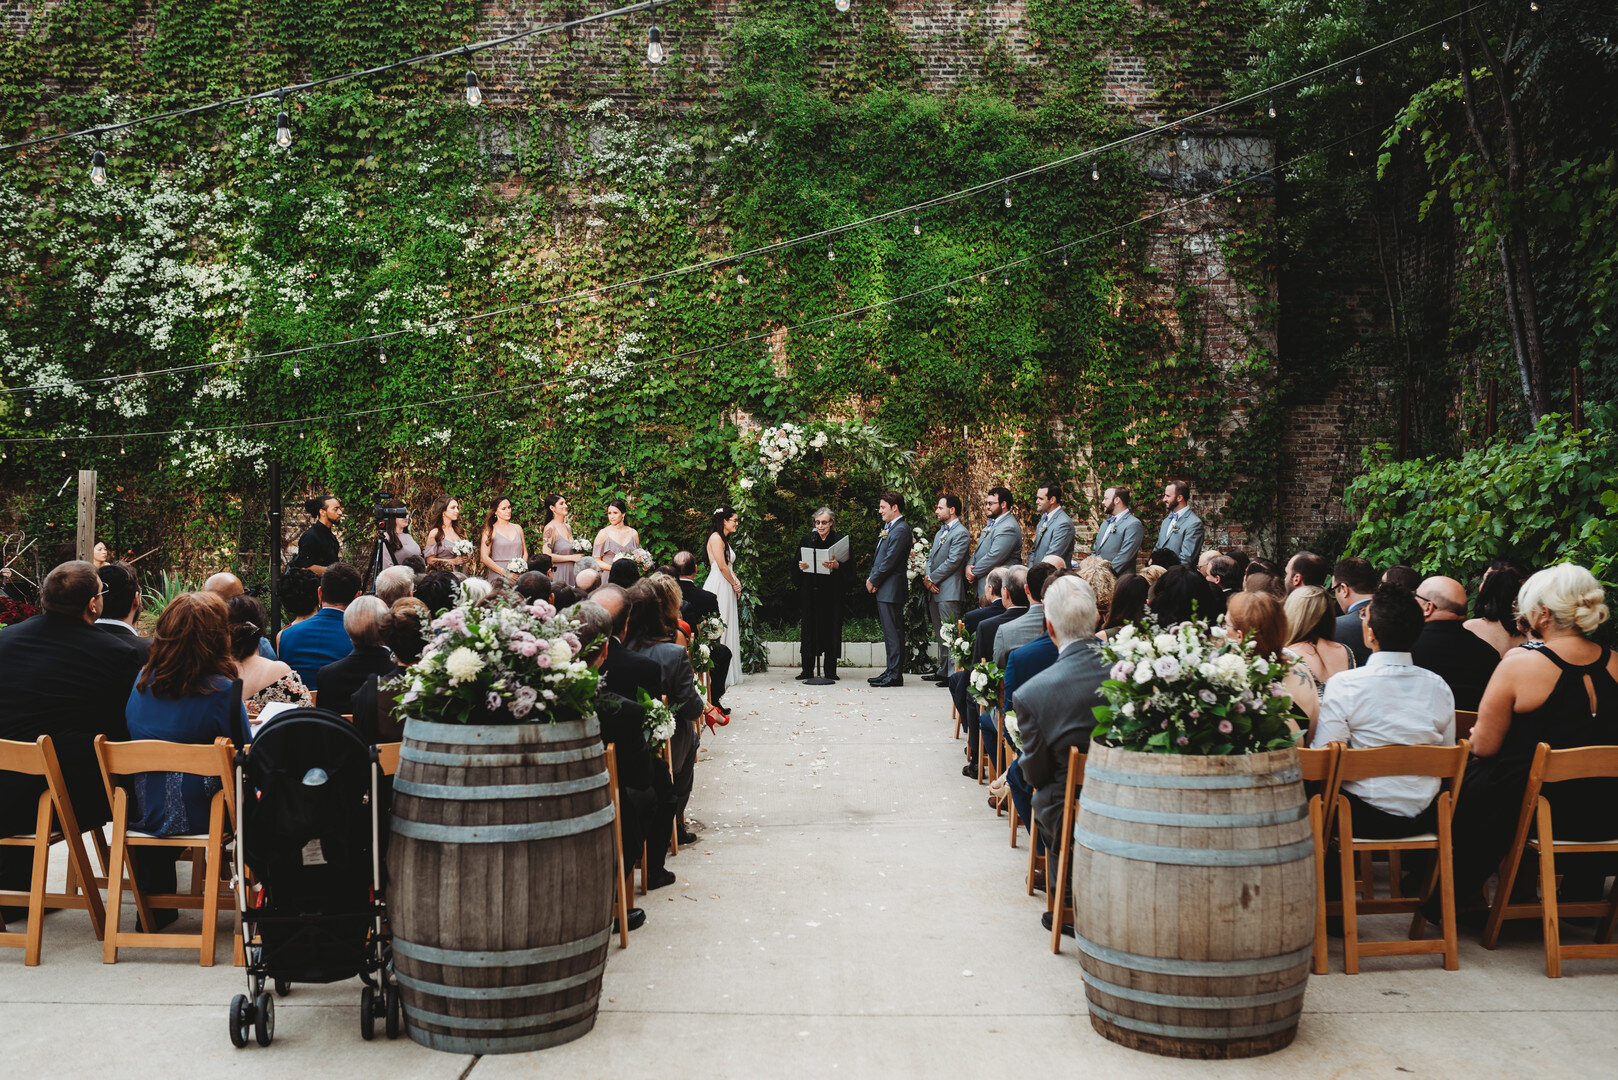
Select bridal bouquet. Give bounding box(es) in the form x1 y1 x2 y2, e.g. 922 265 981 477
638 688 678 749
968 659 1004 711
452 538 475 557
391 595 598 724
1090 620 1298 755
631 547 654 573
906 532 930 582
505 558 527 575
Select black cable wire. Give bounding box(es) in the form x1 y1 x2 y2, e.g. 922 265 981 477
0 127 1373 448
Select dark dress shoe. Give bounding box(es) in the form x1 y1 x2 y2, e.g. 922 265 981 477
1041 910 1075 937
677 827 699 845
872 676 903 688
612 908 647 933
962 764 977 778
647 868 676 890
1030 869 1046 892
825 670 838 681
867 676 883 686
795 671 812 680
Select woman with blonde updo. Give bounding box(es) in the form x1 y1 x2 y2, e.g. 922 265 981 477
1283 585 1355 696
1442 563 1618 919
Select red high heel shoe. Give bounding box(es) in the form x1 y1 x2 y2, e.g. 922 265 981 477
702 704 730 733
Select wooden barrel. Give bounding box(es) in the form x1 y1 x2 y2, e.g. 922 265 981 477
387 717 615 1054
1072 743 1314 1059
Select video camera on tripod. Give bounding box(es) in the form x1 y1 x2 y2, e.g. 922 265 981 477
364 492 410 594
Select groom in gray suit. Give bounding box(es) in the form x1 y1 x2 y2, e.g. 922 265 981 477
1090 485 1144 575
965 485 1023 601
1027 481 1076 567
923 494 970 682
865 491 914 688
1155 478 1205 568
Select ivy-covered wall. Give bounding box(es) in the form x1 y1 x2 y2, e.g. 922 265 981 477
1 0 1290 624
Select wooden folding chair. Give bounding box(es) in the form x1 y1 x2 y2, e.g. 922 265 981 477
95 735 238 966
1332 741 1470 973
0 736 108 964
1454 710 1479 741
952 700 962 740
1049 746 1086 955
603 745 631 950
1298 742 1342 975
1481 743 1618 976
376 742 401 777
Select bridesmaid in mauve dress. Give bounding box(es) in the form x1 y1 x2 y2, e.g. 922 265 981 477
592 498 642 575
542 493 581 590
422 495 470 571
479 495 528 584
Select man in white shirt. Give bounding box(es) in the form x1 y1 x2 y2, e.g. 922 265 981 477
1311 584 1455 836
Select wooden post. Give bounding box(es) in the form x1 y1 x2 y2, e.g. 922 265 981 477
75 471 97 563
268 458 282 640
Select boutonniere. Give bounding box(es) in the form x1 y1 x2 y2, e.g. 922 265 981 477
879 525 891 540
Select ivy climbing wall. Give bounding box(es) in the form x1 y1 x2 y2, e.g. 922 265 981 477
0 0 1350 622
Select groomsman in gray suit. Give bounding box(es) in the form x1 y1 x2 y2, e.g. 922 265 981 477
865 491 914 688
1090 485 1143 575
923 494 970 682
1026 481 1076 567
965 485 1023 601
1155 479 1205 568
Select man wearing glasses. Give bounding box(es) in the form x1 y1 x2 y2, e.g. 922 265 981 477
1332 556 1380 666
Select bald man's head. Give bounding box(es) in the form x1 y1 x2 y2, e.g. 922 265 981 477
593 584 629 638
1417 576 1469 621
203 572 244 600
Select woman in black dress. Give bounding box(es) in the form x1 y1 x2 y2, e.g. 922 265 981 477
796 507 850 680
291 494 343 574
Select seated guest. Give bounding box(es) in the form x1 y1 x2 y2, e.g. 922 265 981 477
1148 564 1220 626
552 585 583 608
459 577 493 607
1148 547 1181 569
592 585 662 704
0 562 143 908
277 563 361 691
95 562 149 663
205 572 276 658
1226 549 1252 582
316 596 396 717
945 567 1008 753
997 611 1062 827
413 569 459 614
1074 556 1114 626
351 597 431 743
673 551 731 710
623 579 705 845
124 592 250 904
1242 571 1284 599
1411 575 1501 710
1440 564 1617 922
228 595 310 710
275 567 321 653
1332 557 1379 666
1137 564 1166 589
1283 551 1329 593
1206 554 1240 605
1227 591 1318 729
958 567 1028 775
1283 584 1355 698
1013 576 1110 933
514 571 553 604
399 553 428 577
576 601 676 897
1464 561 1529 656
993 562 1055 667
1245 556 1280 580
607 558 640 589
1383 564 1421 592
576 566 601 594
1100 572 1148 636
373 565 415 607
1309 584 1455 836
527 552 555 578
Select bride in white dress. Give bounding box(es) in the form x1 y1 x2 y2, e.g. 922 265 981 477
702 507 744 688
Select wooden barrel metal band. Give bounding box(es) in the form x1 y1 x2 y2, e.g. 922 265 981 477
1078 798 1309 829
391 927 611 967
1087 1001 1303 1041
390 803 616 843
407 718 599 743
399 744 603 769
403 997 599 1030
1076 827 1315 867
1081 971 1307 1011
1081 764 1303 789
1075 933 1314 976
407 1015 598 1054
392 773 609 801
394 964 605 1000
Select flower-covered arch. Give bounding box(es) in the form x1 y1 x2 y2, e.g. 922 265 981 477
725 419 927 672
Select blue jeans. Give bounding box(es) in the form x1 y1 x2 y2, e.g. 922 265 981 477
1008 759 1034 839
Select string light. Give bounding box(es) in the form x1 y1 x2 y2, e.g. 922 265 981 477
827 243 835 262
293 363 300 378
1442 33 1450 50
834 0 850 11
465 71 482 107
379 346 388 365
1003 184 1012 208
1267 99 1276 118
89 150 108 186
1530 1 1538 9
912 213 920 236
1091 165 1099 181
1355 67 1363 85
646 4 665 65
1061 249 1069 267
275 104 292 149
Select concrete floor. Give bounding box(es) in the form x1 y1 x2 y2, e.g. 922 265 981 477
4 668 1616 1078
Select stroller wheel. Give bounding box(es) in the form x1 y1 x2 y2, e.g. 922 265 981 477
253 992 275 1047
274 978 292 997
384 981 401 1039
359 985 376 1041
229 994 251 1048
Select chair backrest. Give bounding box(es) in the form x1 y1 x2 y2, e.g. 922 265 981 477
0 737 50 778
377 742 401 777
1297 743 1340 785
1454 710 1479 740
1334 740 1470 789
1066 745 1086 789
1532 742 1618 785
94 735 237 819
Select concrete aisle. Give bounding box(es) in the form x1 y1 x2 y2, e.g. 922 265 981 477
4 669 1616 1079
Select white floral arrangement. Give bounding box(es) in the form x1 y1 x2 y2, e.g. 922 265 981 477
940 619 975 670
1091 620 1299 755
391 595 598 724
506 558 527 574
968 659 1004 711
688 613 724 674
452 538 475 557
906 530 930 582
757 422 807 477
1003 710 1023 752
638 689 678 749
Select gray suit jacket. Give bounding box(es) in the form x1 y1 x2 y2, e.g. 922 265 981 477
970 513 1023 599
993 603 1045 668
925 521 971 605
1335 599 1372 667
1027 507 1076 567
1091 510 1143 575
1014 639 1111 845
1154 507 1205 567
867 516 914 605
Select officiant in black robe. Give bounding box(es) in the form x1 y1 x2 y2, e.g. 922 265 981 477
796 508 852 680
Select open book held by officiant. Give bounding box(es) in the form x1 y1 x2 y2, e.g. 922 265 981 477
799 534 851 575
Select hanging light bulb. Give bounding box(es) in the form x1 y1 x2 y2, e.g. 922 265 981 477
1061 250 1068 267
465 71 483 107
1003 272 1009 286
646 22 665 64
379 346 388 365
827 243 835 262
912 213 920 236
1355 67 1363 86
834 0 850 11
1267 99 1276 118
1442 33 1450 50
90 150 108 186
276 110 292 148
1348 148 1356 157
1091 165 1099 181
1003 184 1012 208
1530 1 1538 10
293 363 300 377
23 406 31 417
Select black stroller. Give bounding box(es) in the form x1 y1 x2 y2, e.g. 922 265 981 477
225 707 397 1047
